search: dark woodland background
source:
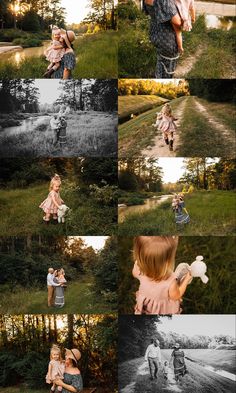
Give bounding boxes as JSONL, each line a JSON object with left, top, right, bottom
{"left": 118, "top": 236, "right": 236, "bottom": 314}
{"left": 0, "top": 314, "right": 117, "bottom": 392}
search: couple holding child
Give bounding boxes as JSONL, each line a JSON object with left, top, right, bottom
{"left": 172, "top": 193, "right": 190, "bottom": 224}
{"left": 47, "top": 268, "right": 67, "bottom": 308}
{"left": 50, "top": 105, "right": 70, "bottom": 149}
{"left": 145, "top": 339, "right": 187, "bottom": 383}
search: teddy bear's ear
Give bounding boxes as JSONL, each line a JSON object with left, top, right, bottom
{"left": 196, "top": 255, "right": 204, "bottom": 261}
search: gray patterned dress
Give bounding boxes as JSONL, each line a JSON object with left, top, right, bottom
{"left": 52, "top": 52, "right": 76, "bottom": 79}
{"left": 146, "top": 0, "right": 179, "bottom": 78}
{"left": 61, "top": 373, "right": 83, "bottom": 393}
{"left": 53, "top": 277, "right": 65, "bottom": 307}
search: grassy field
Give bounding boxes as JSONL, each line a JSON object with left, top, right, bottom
{"left": 0, "top": 31, "right": 118, "bottom": 79}
{"left": 0, "top": 112, "right": 117, "bottom": 157}
{"left": 118, "top": 96, "right": 235, "bottom": 157}
{"left": 183, "top": 349, "right": 236, "bottom": 374}
{"left": 74, "top": 31, "right": 118, "bottom": 78}
{"left": 0, "top": 388, "right": 48, "bottom": 393}
{"left": 0, "top": 278, "right": 113, "bottom": 314}
{"left": 0, "top": 183, "right": 117, "bottom": 236}
{"left": 118, "top": 95, "right": 168, "bottom": 123}
{"left": 119, "top": 350, "right": 236, "bottom": 393}
{"left": 118, "top": 15, "right": 236, "bottom": 79}
{"left": 118, "top": 190, "right": 236, "bottom": 236}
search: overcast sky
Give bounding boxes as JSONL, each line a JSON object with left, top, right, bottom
{"left": 34, "top": 80, "right": 61, "bottom": 105}
{"left": 61, "top": 0, "right": 92, "bottom": 24}
{"left": 157, "top": 315, "right": 236, "bottom": 337}
{"left": 69, "top": 236, "right": 109, "bottom": 250}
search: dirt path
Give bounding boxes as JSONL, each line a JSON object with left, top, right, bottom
{"left": 174, "top": 45, "right": 205, "bottom": 78}
{"left": 141, "top": 98, "right": 187, "bottom": 157}
{"left": 193, "top": 97, "right": 236, "bottom": 154}
{"left": 120, "top": 355, "right": 236, "bottom": 393}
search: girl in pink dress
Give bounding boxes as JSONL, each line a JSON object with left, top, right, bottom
{"left": 174, "top": 0, "right": 196, "bottom": 53}
{"left": 44, "top": 26, "right": 66, "bottom": 78}
{"left": 46, "top": 345, "right": 65, "bottom": 392}
{"left": 155, "top": 103, "right": 178, "bottom": 151}
{"left": 132, "top": 236, "right": 192, "bottom": 314}
{"left": 39, "top": 174, "right": 64, "bottom": 223}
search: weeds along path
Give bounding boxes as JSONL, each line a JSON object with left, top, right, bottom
{"left": 193, "top": 97, "right": 236, "bottom": 155}
{"left": 120, "top": 353, "right": 236, "bottom": 393}
{"left": 142, "top": 97, "right": 188, "bottom": 157}
{"left": 174, "top": 45, "right": 205, "bottom": 78}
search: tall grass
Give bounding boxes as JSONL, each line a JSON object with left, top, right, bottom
{"left": 0, "top": 113, "right": 117, "bottom": 157}
{"left": 0, "top": 280, "right": 112, "bottom": 314}
{"left": 118, "top": 190, "right": 236, "bottom": 236}
{"left": 74, "top": 31, "right": 118, "bottom": 78}
{"left": 0, "top": 183, "right": 117, "bottom": 236}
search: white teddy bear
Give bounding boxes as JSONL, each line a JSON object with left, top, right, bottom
{"left": 175, "top": 255, "right": 209, "bottom": 284}
{"left": 58, "top": 204, "right": 70, "bottom": 223}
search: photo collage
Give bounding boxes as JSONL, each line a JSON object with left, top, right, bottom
{"left": 0, "top": 1, "right": 235, "bottom": 392}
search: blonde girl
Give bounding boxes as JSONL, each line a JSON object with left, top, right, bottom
{"left": 155, "top": 103, "right": 177, "bottom": 151}
{"left": 58, "top": 268, "right": 67, "bottom": 287}
{"left": 132, "top": 236, "right": 192, "bottom": 314}
{"left": 44, "top": 26, "right": 66, "bottom": 78}
{"left": 39, "top": 174, "right": 64, "bottom": 223}
{"left": 46, "top": 345, "right": 65, "bottom": 392}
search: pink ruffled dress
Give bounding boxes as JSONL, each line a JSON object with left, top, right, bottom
{"left": 39, "top": 190, "right": 63, "bottom": 215}
{"left": 133, "top": 262, "right": 181, "bottom": 314}
{"left": 158, "top": 114, "right": 177, "bottom": 134}
{"left": 45, "top": 40, "right": 66, "bottom": 63}
{"left": 46, "top": 360, "right": 65, "bottom": 383}
{"left": 175, "top": 0, "right": 194, "bottom": 31}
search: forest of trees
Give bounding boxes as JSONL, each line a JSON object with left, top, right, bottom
{"left": 0, "top": 0, "right": 66, "bottom": 31}
{"left": 187, "top": 79, "right": 236, "bottom": 103}
{"left": 0, "top": 79, "right": 39, "bottom": 113}
{"left": 0, "top": 79, "right": 118, "bottom": 114}
{"left": 83, "top": 0, "right": 117, "bottom": 31}
{"left": 0, "top": 314, "right": 117, "bottom": 390}
{"left": 119, "top": 158, "right": 163, "bottom": 192}
{"left": 0, "top": 236, "right": 117, "bottom": 308}
{"left": 179, "top": 158, "right": 236, "bottom": 191}
{"left": 0, "top": 157, "right": 118, "bottom": 189}
{"left": 118, "top": 79, "right": 189, "bottom": 99}
{"left": 119, "top": 316, "right": 236, "bottom": 362}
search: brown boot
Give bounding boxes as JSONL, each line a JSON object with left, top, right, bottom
{"left": 43, "top": 68, "right": 55, "bottom": 78}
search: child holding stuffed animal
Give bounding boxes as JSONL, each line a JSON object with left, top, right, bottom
{"left": 46, "top": 344, "right": 65, "bottom": 392}
{"left": 39, "top": 174, "right": 64, "bottom": 223}
{"left": 132, "top": 236, "right": 192, "bottom": 314}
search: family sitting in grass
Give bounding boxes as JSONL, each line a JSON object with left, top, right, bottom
{"left": 39, "top": 173, "right": 69, "bottom": 224}
{"left": 145, "top": 339, "right": 188, "bottom": 384}
{"left": 46, "top": 345, "right": 83, "bottom": 392}
{"left": 144, "top": 0, "right": 195, "bottom": 77}
{"left": 172, "top": 193, "right": 190, "bottom": 224}
{"left": 47, "top": 267, "right": 67, "bottom": 309}
{"left": 153, "top": 103, "right": 177, "bottom": 151}
{"left": 132, "top": 236, "right": 192, "bottom": 315}
{"left": 43, "top": 25, "right": 76, "bottom": 79}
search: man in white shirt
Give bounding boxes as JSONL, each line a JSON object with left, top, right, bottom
{"left": 47, "top": 268, "right": 57, "bottom": 307}
{"left": 144, "top": 339, "right": 162, "bottom": 380}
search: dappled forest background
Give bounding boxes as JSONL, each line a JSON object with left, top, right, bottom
{"left": 0, "top": 314, "right": 117, "bottom": 392}
{"left": 0, "top": 236, "right": 117, "bottom": 310}
{"left": 0, "top": 79, "right": 118, "bottom": 115}
{"left": 119, "top": 315, "right": 236, "bottom": 362}
{"left": 118, "top": 158, "right": 236, "bottom": 194}
{"left": 118, "top": 236, "right": 236, "bottom": 314}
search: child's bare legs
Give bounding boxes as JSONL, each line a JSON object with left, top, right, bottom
{"left": 51, "top": 62, "right": 61, "bottom": 71}
{"left": 44, "top": 62, "right": 61, "bottom": 78}
{"left": 172, "top": 23, "right": 184, "bottom": 53}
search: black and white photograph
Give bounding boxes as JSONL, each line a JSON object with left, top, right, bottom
{"left": 0, "top": 79, "right": 117, "bottom": 157}
{"left": 119, "top": 315, "right": 236, "bottom": 393}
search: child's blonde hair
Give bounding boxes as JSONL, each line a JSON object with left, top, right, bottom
{"left": 162, "top": 103, "right": 172, "bottom": 117}
{"left": 50, "top": 344, "right": 62, "bottom": 361}
{"left": 133, "top": 236, "right": 178, "bottom": 281}
{"left": 49, "top": 173, "right": 61, "bottom": 191}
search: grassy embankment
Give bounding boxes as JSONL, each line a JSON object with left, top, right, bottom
{"left": 0, "top": 31, "right": 117, "bottom": 78}
{"left": 118, "top": 15, "right": 236, "bottom": 78}
{"left": 118, "top": 190, "right": 236, "bottom": 236}
{"left": 0, "top": 278, "right": 112, "bottom": 314}
{"left": 0, "top": 183, "right": 117, "bottom": 236}
{"left": 0, "top": 112, "right": 117, "bottom": 157}
{"left": 0, "top": 28, "right": 50, "bottom": 47}
{"left": 118, "top": 95, "right": 168, "bottom": 123}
